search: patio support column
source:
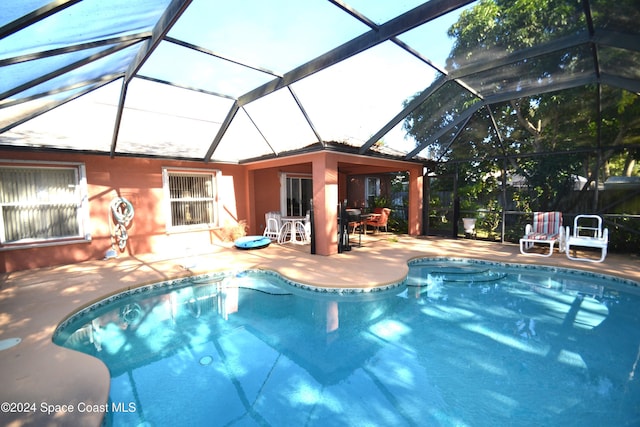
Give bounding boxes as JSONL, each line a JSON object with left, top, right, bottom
{"left": 408, "top": 165, "right": 423, "bottom": 236}
{"left": 312, "top": 153, "right": 338, "bottom": 255}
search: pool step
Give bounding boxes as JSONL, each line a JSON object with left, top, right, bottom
{"left": 409, "top": 266, "right": 506, "bottom": 285}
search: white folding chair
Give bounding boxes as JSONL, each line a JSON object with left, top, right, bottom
{"left": 263, "top": 211, "right": 282, "bottom": 241}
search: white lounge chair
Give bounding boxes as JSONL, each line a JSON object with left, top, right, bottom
{"left": 565, "top": 214, "right": 608, "bottom": 263}
{"left": 519, "top": 211, "right": 565, "bottom": 257}
{"left": 263, "top": 211, "right": 282, "bottom": 241}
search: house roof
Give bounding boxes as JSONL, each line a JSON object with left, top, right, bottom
{"left": 1, "top": 0, "right": 639, "bottom": 164}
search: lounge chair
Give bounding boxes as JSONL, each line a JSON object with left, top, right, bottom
{"left": 365, "top": 207, "right": 391, "bottom": 234}
{"left": 565, "top": 214, "right": 608, "bottom": 263}
{"left": 519, "top": 211, "right": 565, "bottom": 257}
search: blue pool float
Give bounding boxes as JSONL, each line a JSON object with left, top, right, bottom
{"left": 234, "top": 235, "right": 271, "bottom": 250}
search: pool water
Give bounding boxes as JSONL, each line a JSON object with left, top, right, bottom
{"left": 55, "top": 259, "right": 640, "bottom": 427}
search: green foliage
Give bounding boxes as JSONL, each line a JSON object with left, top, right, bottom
{"left": 516, "top": 153, "right": 581, "bottom": 210}
{"left": 608, "top": 216, "right": 640, "bottom": 254}
{"left": 458, "top": 180, "right": 489, "bottom": 213}
{"left": 391, "top": 172, "right": 408, "bottom": 192}
{"left": 478, "top": 199, "right": 501, "bottom": 239}
{"left": 371, "top": 196, "right": 390, "bottom": 208}
{"left": 510, "top": 189, "right": 531, "bottom": 212}
{"left": 405, "top": 0, "right": 640, "bottom": 220}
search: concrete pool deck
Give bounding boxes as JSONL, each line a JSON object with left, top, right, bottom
{"left": 1, "top": 235, "right": 638, "bottom": 426}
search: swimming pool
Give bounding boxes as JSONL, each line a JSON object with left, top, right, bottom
{"left": 54, "top": 258, "right": 640, "bottom": 426}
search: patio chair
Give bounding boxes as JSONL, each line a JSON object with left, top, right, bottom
{"left": 365, "top": 207, "right": 391, "bottom": 234}
{"left": 263, "top": 211, "right": 282, "bottom": 241}
{"left": 565, "top": 214, "right": 608, "bottom": 263}
{"left": 303, "top": 211, "right": 311, "bottom": 242}
{"left": 462, "top": 218, "right": 477, "bottom": 238}
{"left": 519, "top": 211, "right": 565, "bottom": 257}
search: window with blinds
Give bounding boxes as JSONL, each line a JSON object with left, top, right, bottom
{"left": 164, "top": 170, "right": 218, "bottom": 229}
{"left": 0, "top": 164, "right": 89, "bottom": 245}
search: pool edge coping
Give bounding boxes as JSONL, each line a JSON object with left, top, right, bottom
{"left": 54, "top": 256, "right": 640, "bottom": 343}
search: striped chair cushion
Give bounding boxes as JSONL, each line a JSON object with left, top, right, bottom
{"left": 531, "top": 212, "right": 562, "bottom": 239}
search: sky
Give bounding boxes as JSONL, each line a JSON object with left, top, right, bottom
{"left": 1, "top": 0, "right": 473, "bottom": 161}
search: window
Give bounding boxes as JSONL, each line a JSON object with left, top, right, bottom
{"left": 365, "top": 177, "right": 381, "bottom": 207}
{"left": 163, "top": 168, "right": 218, "bottom": 230}
{"left": 0, "top": 162, "right": 90, "bottom": 246}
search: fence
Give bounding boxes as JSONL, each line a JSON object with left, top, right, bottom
{"left": 426, "top": 208, "right": 640, "bottom": 255}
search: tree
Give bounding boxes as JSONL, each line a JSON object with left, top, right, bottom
{"left": 404, "top": 0, "right": 639, "bottom": 212}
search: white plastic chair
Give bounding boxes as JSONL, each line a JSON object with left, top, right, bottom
{"left": 263, "top": 211, "right": 282, "bottom": 241}
{"left": 303, "top": 211, "right": 311, "bottom": 241}
{"left": 462, "top": 218, "right": 476, "bottom": 238}
{"left": 565, "top": 214, "right": 608, "bottom": 262}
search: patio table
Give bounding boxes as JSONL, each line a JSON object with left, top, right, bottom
{"left": 278, "top": 216, "right": 307, "bottom": 244}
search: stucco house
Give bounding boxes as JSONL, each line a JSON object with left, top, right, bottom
{"left": 0, "top": 144, "right": 424, "bottom": 273}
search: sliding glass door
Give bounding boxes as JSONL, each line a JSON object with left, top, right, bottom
{"left": 282, "top": 175, "right": 312, "bottom": 216}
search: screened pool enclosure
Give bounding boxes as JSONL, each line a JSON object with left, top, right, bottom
{"left": 1, "top": 0, "right": 639, "bottom": 250}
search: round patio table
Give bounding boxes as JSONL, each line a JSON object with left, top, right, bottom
{"left": 278, "top": 216, "right": 307, "bottom": 244}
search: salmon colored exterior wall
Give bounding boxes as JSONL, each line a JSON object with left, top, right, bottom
{"left": 247, "top": 151, "right": 424, "bottom": 256}
{"left": 1, "top": 149, "right": 423, "bottom": 272}
{"left": 0, "top": 150, "right": 248, "bottom": 273}
{"left": 250, "top": 163, "right": 313, "bottom": 234}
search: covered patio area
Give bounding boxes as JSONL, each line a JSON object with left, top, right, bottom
{"left": 247, "top": 149, "right": 425, "bottom": 256}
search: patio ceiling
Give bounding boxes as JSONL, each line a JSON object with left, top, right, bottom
{"left": 0, "top": 0, "right": 639, "bottom": 164}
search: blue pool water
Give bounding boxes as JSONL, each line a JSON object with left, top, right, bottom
{"left": 55, "top": 259, "right": 640, "bottom": 427}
